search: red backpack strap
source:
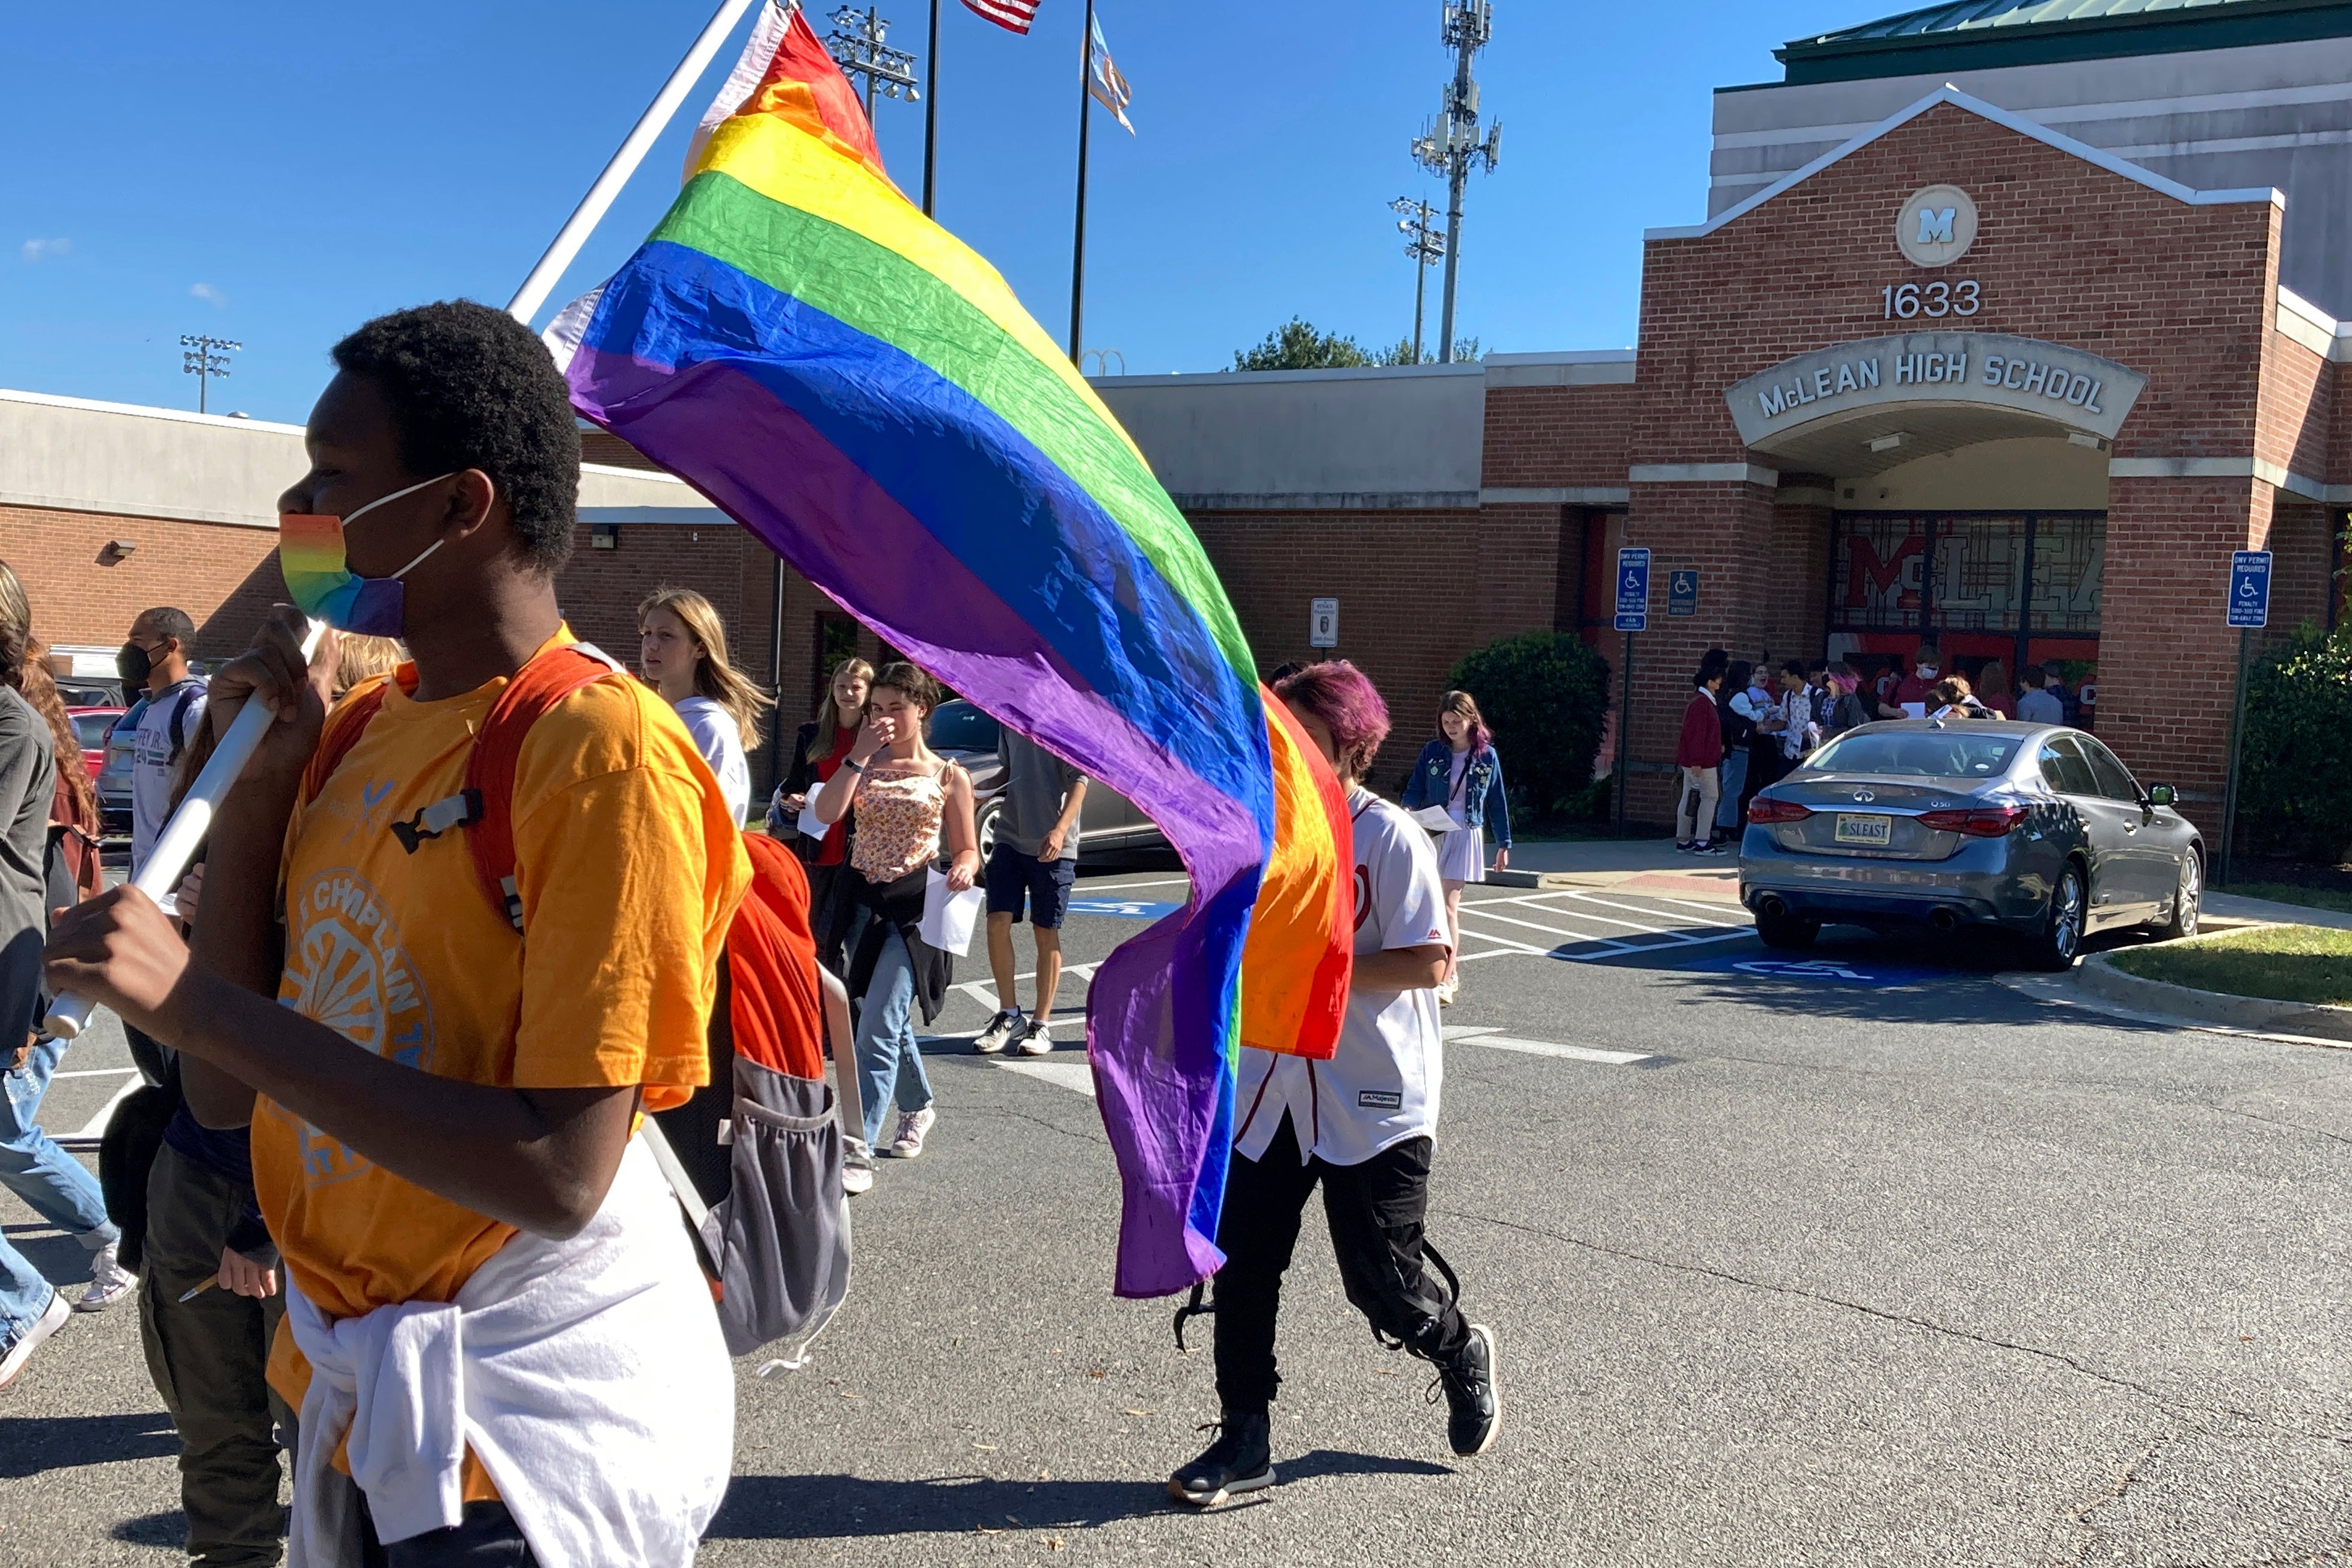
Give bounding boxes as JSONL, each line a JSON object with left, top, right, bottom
{"left": 462, "top": 643, "right": 630, "bottom": 931}
{"left": 300, "top": 672, "right": 408, "bottom": 807}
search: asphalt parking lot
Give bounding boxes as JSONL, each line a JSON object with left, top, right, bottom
{"left": 8, "top": 848, "right": 2352, "bottom": 1566}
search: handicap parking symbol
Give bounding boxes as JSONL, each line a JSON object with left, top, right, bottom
{"left": 1065, "top": 898, "right": 1181, "bottom": 921}
{"left": 1680, "top": 952, "right": 1938, "bottom": 987}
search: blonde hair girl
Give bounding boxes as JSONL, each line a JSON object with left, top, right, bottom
{"left": 639, "top": 586, "right": 774, "bottom": 827}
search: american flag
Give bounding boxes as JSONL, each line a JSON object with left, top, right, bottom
{"left": 962, "top": 0, "right": 1040, "bottom": 34}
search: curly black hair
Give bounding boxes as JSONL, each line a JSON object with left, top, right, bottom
{"left": 331, "top": 301, "right": 580, "bottom": 574}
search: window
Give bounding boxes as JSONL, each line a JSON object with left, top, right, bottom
{"left": 1807, "top": 729, "right": 2021, "bottom": 779}
{"left": 2037, "top": 736, "right": 2100, "bottom": 797}
{"left": 2078, "top": 737, "right": 2142, "bottom": 803}
{"left": 72, "top": 712, "right": 117, "bottom": 749}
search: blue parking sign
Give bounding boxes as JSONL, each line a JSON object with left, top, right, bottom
{"left": 1615, "top": 548, "right": 1651, "bottom": 632}
{"left": 2227, "top": 550, "right": 2271, "bottom": 628}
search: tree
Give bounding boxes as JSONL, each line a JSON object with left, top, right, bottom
{"left": 1370, "top": 336, "right": 1486, "bottom": 366}
{"left": 1233, "top": 318, "right": 1368, "bottom": 371}
{"left": 1448, "top": 632, "right": 1611, "bottom": 822}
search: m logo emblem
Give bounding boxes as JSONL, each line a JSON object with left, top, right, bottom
{"left": 1896, "top": 185, "right": 1977, "bottom": 268}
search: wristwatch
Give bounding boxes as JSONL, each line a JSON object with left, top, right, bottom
{"left": 842, "top": 758, "right": 866, "bottom": 774}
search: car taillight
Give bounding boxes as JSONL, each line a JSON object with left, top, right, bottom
{"left": 1917, "top": 804, "right": 2027, "bottom": 838}
{"left": 1747, "top": 798, "right": 1813, "bottom": 824}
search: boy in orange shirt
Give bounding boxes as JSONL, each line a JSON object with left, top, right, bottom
{"left": 47, "top": 302, "right": 749, "bottom": 1566}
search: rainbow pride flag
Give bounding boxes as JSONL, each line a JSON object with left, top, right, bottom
{"left": 559, "top": 1, "right": 1351, "bottom": 1299}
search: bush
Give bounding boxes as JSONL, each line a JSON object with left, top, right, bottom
{"left": 1447, "top": 632, "right": 1612, "bottom": 821}
{"left": 2239, "top": 621, "right": 2352, "bottom": 863}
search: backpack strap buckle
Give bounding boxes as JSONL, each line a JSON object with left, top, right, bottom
{"left": 389, "top": 789, "right": 483, "bottom": 854}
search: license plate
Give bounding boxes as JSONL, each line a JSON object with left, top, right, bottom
{"left": 1834, "top": 813, "right": 1893, "bottom": 847}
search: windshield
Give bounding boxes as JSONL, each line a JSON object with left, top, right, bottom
{"left": 1806, "top": 729, "right": 2021, "bottom": 780}
{"left": 72, "top": 712, "right": 117, "bottom": 748}
{"left": 925, "top": 700, "right": 999, "bottom": 754}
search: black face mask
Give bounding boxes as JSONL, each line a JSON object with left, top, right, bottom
{"left": 116, "top": 642, "right": 152, "bottom": 687}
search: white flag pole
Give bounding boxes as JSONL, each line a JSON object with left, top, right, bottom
{"left": 43, "top": 620, "right": 328, "bottom": 1041}
{"left": 505, "top": 0, "right": 762, "bottom": 326}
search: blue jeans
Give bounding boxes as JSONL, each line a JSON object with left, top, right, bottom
{"left": 1715, "top": 750, "right": 1748, "bottom": 833}
{"left": 0, "top": 1035, "right": 118, "bottom": 1340}
{"left": 854, "top": 929, "right": 934, "bottom": 1148}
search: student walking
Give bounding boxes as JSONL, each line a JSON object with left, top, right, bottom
{"left": 1399, "top": 691, "right": 1511, "bottom": 1005}
{"left": 47, "top": 302, "right": 747, "bottom": 1564}
{"left": 774, "top": 657, "right": 877, "bottom": 973}
{"left": 1818, "top": 664, "right": 1873, "bottom": 741}
{"left": 1169, "top": 661, "right": 1497, "bottom": 1509}
{"left": 1714, "top": 660, "right": 1757, "bottom": 844}
{"left": 975, "top": 730, "right": 1086, "bottom": 1057}
{"left": 120, "top": 607, "right": 208, "bottom": 878}
{"left": 1675, "top": 664, "right": 1726, "bottom": 854}
{"left": 810, "top": 662, "right": 978, "bottom": 1160}
{"left": 0, "top": 562, "right": 134, "bottom": 1397}
{"left": 639, "top": 586, "right": 771, "bottom": 828}
{"left": 2016, "top": 664, "right": 2066, "bottom": 725}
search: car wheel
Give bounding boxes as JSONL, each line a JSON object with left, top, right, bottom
{"left": 974, "top": 797, "right": 1000, "bottom": 861}
{"left": 2155, "top": 851, "right": 2202, "bottom": 942}
{"left": 1754, "top": 904, "right": 1821, "bottom": 951}
{"left": 2030, "top": 863, "right": 2086, "bottom": 971}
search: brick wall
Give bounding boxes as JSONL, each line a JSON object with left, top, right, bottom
{"left": 1481, "top": 386, "right": 1635, "bottom": 488}
{"left": 3, "top": 505, "right": 280, "bottom": 657}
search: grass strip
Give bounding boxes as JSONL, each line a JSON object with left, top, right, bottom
{"left": 2110, "top": 925, "right": 2352, "bottom": 1009}
{"left": 2216, "top": 881, "right": 2352, "bottom": 917}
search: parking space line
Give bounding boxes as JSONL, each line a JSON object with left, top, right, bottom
{"left": 1467, "top": 1035, "right": 1657, "bottom": 1066}
{"left": 1071, "top": 877, "right": 1191, "bottom": 895}
{"left": 1457, "top": 907, "right": 1641, "bottom": 945}
{"left": 1641, "top": 894, "right": 1754, "bottom": 922}
{"left": 1554, "top": 928, "right": 1753, "bottom": 962}
{"left": 1519, "top": 898, "right": 1674, "bottom": 935}
{"left": 51, "top": 1068, "right": 138, "bottom": 1080}
{"left": 58, "top": 1074, "right": 144, "bottom": 1151}
{"left": 1561, "top": 889, "right": 1746, "bottom": 930}
{"left": 992, "top": 1059, "right": 1095, "bottom": 1098}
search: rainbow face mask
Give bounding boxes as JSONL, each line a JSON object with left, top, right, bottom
{"left": 278, "top": 474, "right": 458, "bottom": 637}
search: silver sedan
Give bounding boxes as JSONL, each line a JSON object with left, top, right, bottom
{"left": 1738, "top": 720, "right": 2203, "bottom": 969}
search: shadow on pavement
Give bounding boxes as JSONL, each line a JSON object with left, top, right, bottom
{"left": 109, "top": 1510, "right": 188, "bottom": 1547}
{"left": 0, "top": 1410, "right": 177, "bottom": 1478}
{"left": 1, "top": 1224, "right": 104, "bottom": 1285}
{"left": 708, "top": 1450, "right": 1450, "bottom": 1537}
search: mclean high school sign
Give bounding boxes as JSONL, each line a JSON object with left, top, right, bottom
{"left": 1724, "top": 332, "right": 2148, "bottom": 449}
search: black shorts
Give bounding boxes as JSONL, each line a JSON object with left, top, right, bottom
{"left": 984, "top": 842, "right": 1078, "bottom": 928}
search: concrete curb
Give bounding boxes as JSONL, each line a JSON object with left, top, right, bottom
{"left": 2077, "top": 937, "right": 2352, "bottom": 1044}
{"left": 1489, "top": 869, "right": 1578, "bottom": 890}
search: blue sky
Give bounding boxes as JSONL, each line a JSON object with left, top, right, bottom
{"left": 4, "top": 0, "right": 1864, "bottom": 423}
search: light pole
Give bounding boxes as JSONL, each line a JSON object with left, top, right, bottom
{"left": 1410, "top": 1, "right": 1501, "bottom": 364}
{"left": 180, "top": 335, "right": 240, "bottom": 415}
{"left": 1389, "top": 197, "right": 1445, "bottom": 364}
{"left": 826, "top": 5, "right": 920, "bottom": 121}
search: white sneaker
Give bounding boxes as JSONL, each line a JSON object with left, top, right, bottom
{"left": 75, "top": 1241, "right": 136, "bottom": 1313}
{"left": 1014, "top": 1018, "right": 1053, "bottom": 1056}
{"left": 973, "top": 1009, "right": 1024, "bottom": 1056}
{"left": 841, "top": 1142, "right": 875, "bottom": 1196}
{"left": 0, "top": 1290, "right": 69, "bottom": 1392}
{"left": 1437, "top": 976, "right": 1460, "bottom": 1007}
{"left": 889, "top": 1107, "right": 937, "bottom": 1159}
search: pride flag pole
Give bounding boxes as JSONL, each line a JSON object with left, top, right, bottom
{"left": 43, "top": 622, "right": 326, "bottom": 1041}
{"left": 506, "top": 0, "right": 761, "bottom": 326}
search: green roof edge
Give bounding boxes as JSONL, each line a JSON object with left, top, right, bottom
{"left": 1776, "top": 0, "right": 2352, "bottom": 84}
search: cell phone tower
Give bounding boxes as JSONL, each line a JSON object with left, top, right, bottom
{"left": 1411, "top": 1, "right": 1501, "bottom": 364}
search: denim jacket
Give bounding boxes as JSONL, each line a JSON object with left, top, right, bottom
{"left": 1400, "top": 739, "right": 1511, "bottom": 847}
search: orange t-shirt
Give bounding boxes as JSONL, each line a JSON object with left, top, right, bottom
{"left": 255, "top": 632, "right": 750, "bottom": 1493}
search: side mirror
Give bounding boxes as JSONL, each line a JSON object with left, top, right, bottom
{"left": 2146, "top": 783, "right": 2175, "bottom": 807}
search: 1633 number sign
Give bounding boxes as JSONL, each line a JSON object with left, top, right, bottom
{"left": 1881, "top": 280, "right": 1981, "bottom": 319}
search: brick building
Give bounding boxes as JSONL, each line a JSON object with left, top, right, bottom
{"left": 5, "top": 1, "right": 2350, "bottom": 822}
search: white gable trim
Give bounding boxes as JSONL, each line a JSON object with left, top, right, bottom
{"left": 1647, "top": 84, "right": 2284, "bottom": 242}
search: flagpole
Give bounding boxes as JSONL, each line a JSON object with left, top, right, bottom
{"left": 922, "top": 0, "right": 941, "bottom": 216}
{"left": 1068, "top": 0, "right": 1095, "bottom": 365}
{"left": 506, "top": 0, "right": 760, "bottom": 325}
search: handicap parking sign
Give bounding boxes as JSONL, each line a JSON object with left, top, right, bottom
{"left": 1667, "top": 570, "right": 1698, "bottom": 617}
{"left": 1615, "top": 548, "right": 1651, "bottom": 632}
{"left": 2227, "top": 550, "right": 2271, "bottom": 629}
{"left": 1065, "top": 898, "right": 1181, "bottom": 922}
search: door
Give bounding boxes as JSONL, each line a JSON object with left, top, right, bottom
{"left": 2077, "top": 735, "right": 2177, "bottom": 916}
{"left": 2036, "top": 733, "right": 2143, "bottom": 926}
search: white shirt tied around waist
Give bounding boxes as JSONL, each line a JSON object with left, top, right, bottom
{"left": 1234, "top": 789, "right": 1452, "bottom": 1168}
{"left": 285, "top": 1138, "right": 733, "bottom": 1568}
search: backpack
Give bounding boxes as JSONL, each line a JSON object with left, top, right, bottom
{"left": 305, "top": 642, "right": 850, "bottom": 1362}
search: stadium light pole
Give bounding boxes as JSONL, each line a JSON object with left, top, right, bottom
{"left": 180, "top": 335, "right": 240, "bottom": 415}
{"left": 827, "top": 6, "right": 920, "bottom": 122}
{"left": 1389, "top": 197, "right": 1445, "bottom": 364}
{"left": 1410, "top": 1, "right": 1501, "bottom": 364}
{"left": 922, "top": 0, "right": 941, "bottom": 215}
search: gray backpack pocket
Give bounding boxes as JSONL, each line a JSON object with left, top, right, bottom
{"left": 699, "top": 1057, "right": 852, "bottom": 1362}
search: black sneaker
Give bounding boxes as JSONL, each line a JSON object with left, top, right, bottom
{"left": 973, "top": 1009, "right": 1024, "bottom": 1055}
{"left": 1166, "top": 1412, "right": 1274, "bottom": 1508}
{"left": 1433, "top": 1324, "right": 1500, "bottom": 1457}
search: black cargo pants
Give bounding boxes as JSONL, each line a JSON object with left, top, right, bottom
{"left": 1211, "top": 1112, "right": 1469, "bottom": 1416}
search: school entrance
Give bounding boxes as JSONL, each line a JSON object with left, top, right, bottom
{"left": 1827, "top": 507, "right": 2104, "bottom": 691}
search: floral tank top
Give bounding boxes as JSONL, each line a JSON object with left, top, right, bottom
{"left": 850, "top": 765, "right": 946, "bottom": 884}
